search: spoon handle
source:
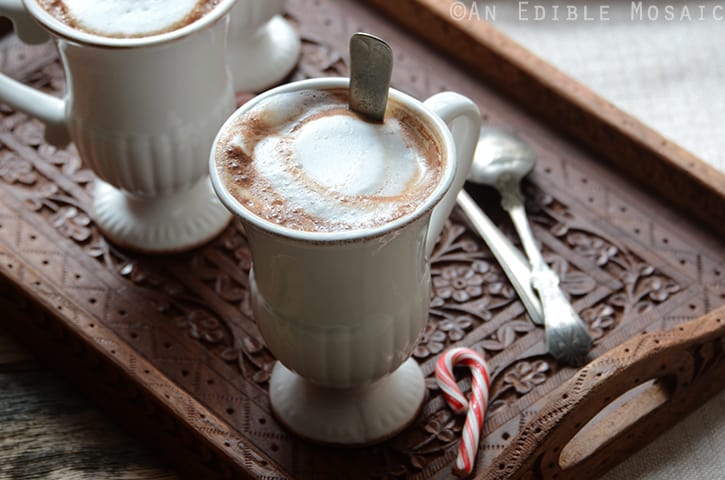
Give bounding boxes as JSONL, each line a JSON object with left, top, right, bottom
{"left": 456, "top": 191, "right": 544, "bottom": 326}
{"left": 349, "top": 33, "right": 393, "bottom": 122}
{"left": 507, "top": 201, "right": 593, "bottom": 364}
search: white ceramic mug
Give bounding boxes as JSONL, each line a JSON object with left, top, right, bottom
{"left": 210, "top": 77, "right": 481, "bottom": 445}
{"left": 227, "top": 0, "right": 301, "bottom": 92}
{"left": 0, "top": 0, "right": 237, "bottom": 253}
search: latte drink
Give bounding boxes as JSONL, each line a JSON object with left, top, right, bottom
{"left": 214, "top": 88, "right": 444, "bottom": 233}
{"left": 36, "top": 0, "right": 222, "bottom": 38}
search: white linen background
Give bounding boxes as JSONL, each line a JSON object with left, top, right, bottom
{"left": 478, "top": 1, "right": 724, "bottom": 478}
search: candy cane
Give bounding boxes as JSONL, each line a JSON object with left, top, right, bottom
{"left": 436, "top": 347, "right": 491, "bottom": 477}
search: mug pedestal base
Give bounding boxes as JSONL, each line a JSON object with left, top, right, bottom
{"left": 228, "top": 15, "right": 301, "bottom": 93}
{"left": 269, "top": 359, "right": 426, "bottom": 446}
{"left": 93, "top": 177, "right": 232, "bottom": 254}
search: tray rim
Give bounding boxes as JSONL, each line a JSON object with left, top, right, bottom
{"left": 364, "top": 0, "right": 725, "bottom": 236}
{"left": 0, "top": 2, "right": 723, "bottom": 479}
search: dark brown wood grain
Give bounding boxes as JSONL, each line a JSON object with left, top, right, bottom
{"left": 0, "top": 327, "right": 178, "bottom": 480}
{"left": 0, "top": 0, "right": 723, "bottom": 479}
{"left": 482, "top": 306, "right": 725, "bottom": 479}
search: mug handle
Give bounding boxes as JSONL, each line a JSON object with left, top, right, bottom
{"left": 0, "top": 0, "right": 69, "bottom": 146}
{"left": 423, "top": 92, "right": 481, "bottom": 257}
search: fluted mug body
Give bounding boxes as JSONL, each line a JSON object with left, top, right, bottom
{"left": 0, "top": 0, "right": 238, "bottom": 252}
{"left": 225, "top": 0, "right": 300, "bottom": 92}
{"left": 64, "top": 21, "right": 234, "bottom": 197}
{"left": 247, "top": 214, "right": 431, "bottom": 388}
{"left": 210, "top": 78, "right": 481, "bottom": 444}
{"left": 229, "top": 0, "right": 285, "bottom": 33}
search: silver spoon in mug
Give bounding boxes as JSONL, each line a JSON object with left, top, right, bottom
{"left": 349, "top": 33, "right": 393, "bottom": 121}
{"left": 470, "top": 128, "right": 593, "bottom": 364}
{"left": 349, "top": 34, "right": 548, "bottom": 330}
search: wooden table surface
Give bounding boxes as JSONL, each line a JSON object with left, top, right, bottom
{"left": 0, "top": 326, "right": 178, "bottom": 480}
{"left": 3, "top": 320, "right": 723, "bottom": 480}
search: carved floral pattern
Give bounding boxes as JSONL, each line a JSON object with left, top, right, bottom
{"left": 176, "top": 309, "right": 226, "bottom": 344}
{"left": 501, "top": 360, "right": 550, "bottom": 395}
{"left": 548, "top": 253, "right": 597, "bottom": 297}
{"left": 218, "top": 225, "right": 252, "bottom": 272}
{"left": 433, "top": 264, "right": 485, "bottom": 303}
{"left": 581, "top": 304, "right": 616, "bottom": 341}
{"left": 567, "top": 232, "right": 619, "bottom": 266}
{"left": 403, "top": 410, "right": 461, "bottom": 471}
{"left": 413, "top": 323, "right": 447, "bottom": 359}
{"left": 0, "top": 150, "right": 36, "bottom": 185}
{"left": 222, "top": 335, "right": 276, "bottom": 384}
{"left": 525, "top": 182, "right": 682, "bottom": 342}
{"left": 0, "top": 22, "right": 701, "bottom": 479}
{"left": 49, "top": 206, "right": 91, "bottom": 242}
{"left": 438, "top": 315, "right": 475, "bottom": 342}
{"left": 479, "top": 320, "right": 536, "bottom": 354}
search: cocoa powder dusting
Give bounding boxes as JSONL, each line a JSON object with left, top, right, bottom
{"left": 35, "top": 0, "right": 221, "bottom": 39}
{"left": 216, "top": 88, "right": 444, "bottom": 233}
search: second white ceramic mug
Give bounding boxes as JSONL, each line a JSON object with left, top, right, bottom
{"left": 226, "top": 0, "right": 301, "bottom": 92}
{"left": 0, "top": 0, "right": 237, "bottom": 253}
{"left": 210, "top": 77, "right": 481, "bottom": 445}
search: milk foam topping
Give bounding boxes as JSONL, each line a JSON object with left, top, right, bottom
{"left": 220, "top": 89, "right": 441, "bottom": 232}
{"left": 60, "top": 0, "right": 203, "bottom": 37}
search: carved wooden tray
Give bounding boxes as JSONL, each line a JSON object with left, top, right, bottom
{"left": 0, "top": 1, "right": 723, "bottom": 479}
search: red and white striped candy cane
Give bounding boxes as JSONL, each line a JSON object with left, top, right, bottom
{"left": 435, "top": 347, "right": 491, "bottom": 477}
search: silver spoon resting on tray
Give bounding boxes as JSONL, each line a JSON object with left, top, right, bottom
{"left": 349, "top": 34, "right": 546, "bottom": 329}
{"left": 470, "top": 128, "right": 593, "bottom": 365}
